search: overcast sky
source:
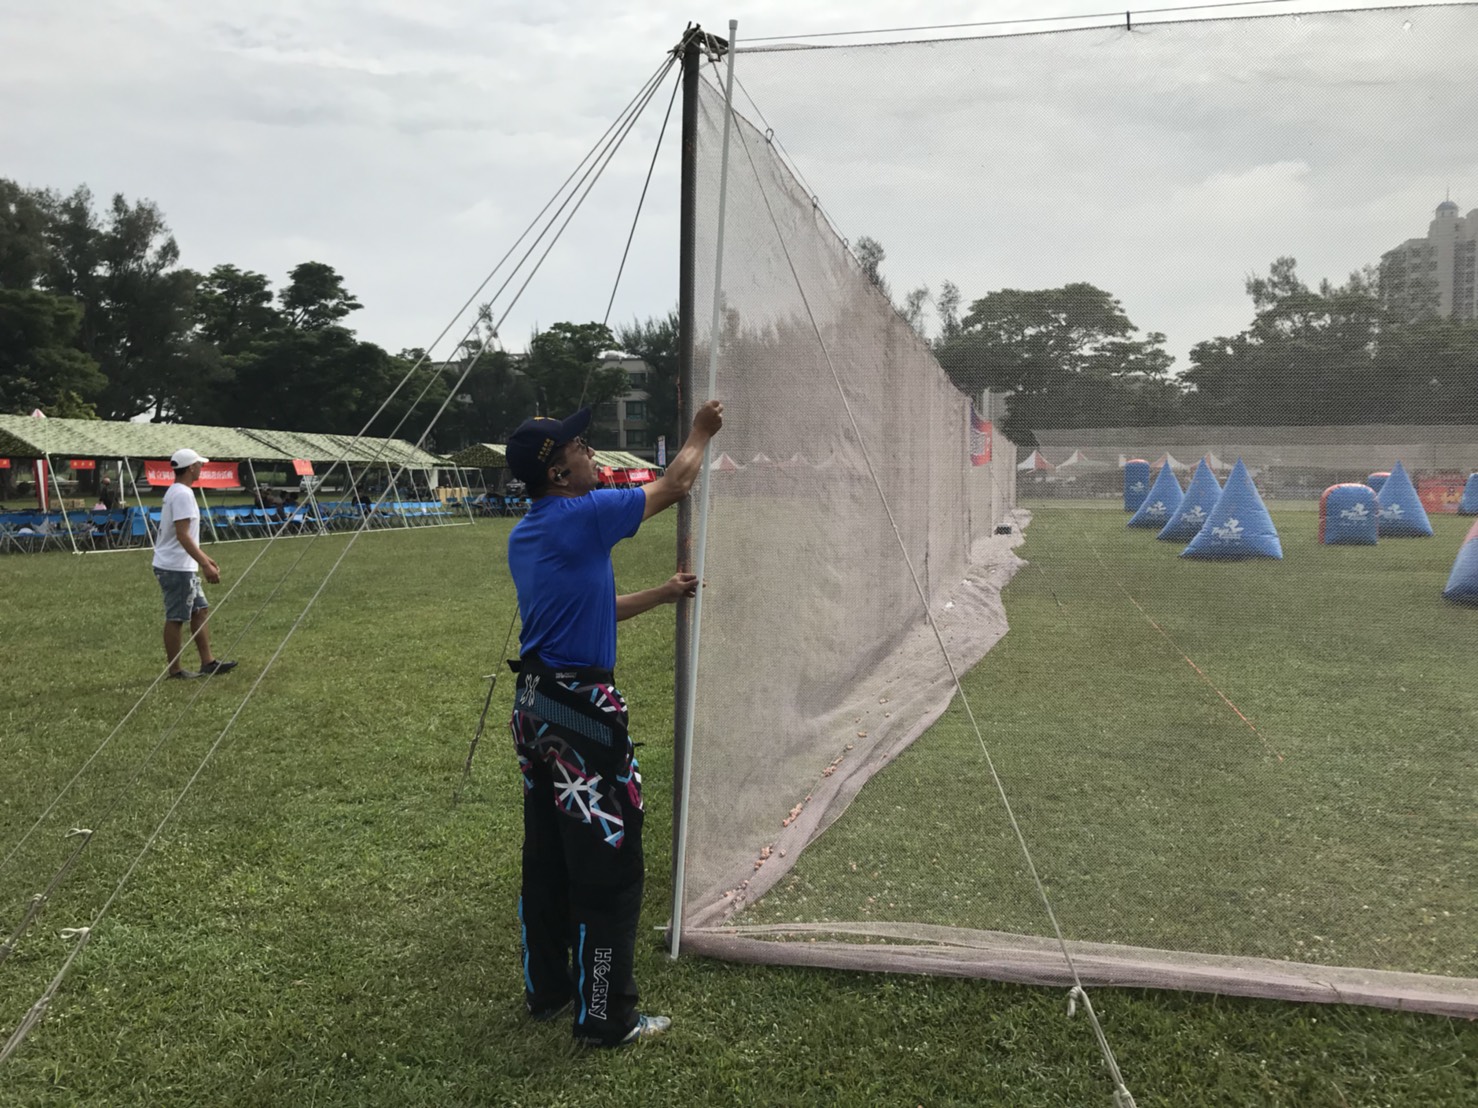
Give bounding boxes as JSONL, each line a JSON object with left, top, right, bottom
{"left": 1, "top": 0, "right": 1464, "bottom": 374}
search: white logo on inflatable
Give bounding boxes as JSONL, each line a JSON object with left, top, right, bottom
{"left": 1339, "top": 503, "right": 1370, "bottom": 521}
{"left": 1146, "top": 500, "right": 1167, "bottom": 518}
{"left": 1212, "top": 517, "right": 1244, "bottom": 541}
{"left": 1382, "top": 503, "right": 1404, "bottom": 519}
{"left": 1131, "top": 481, "right": 1146, "bottom": 492}
{"left": 1181, "top": 505, "right": 1206, "bottom": 523}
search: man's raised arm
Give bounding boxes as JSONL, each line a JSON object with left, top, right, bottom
{"left": 642, "top": 399, "right": 724, "bottom": 520}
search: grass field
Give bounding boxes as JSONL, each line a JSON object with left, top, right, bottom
{"left": 747, "top": 503, "right": 1478, "bottom": 978}
{"left": 1, "top": 513, "right": 1475, "bottom": 1106}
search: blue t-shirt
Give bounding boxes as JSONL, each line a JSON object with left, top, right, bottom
{"left": 507, "top": 488, "right": 646, "bottom": 670}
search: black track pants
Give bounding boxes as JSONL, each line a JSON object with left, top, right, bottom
{"left": 510, "top": 661, "right": 644, "bottom": 1045}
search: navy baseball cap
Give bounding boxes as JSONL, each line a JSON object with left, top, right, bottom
{"left": 505, "top": 408, "right": 592, "bottom": 484}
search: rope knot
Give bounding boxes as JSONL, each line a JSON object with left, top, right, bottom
{"left": 1067, "top": 985, "right": 1087, "bottom": 1017}
{"left": 59, "top": 927, "right": 90, "bottom": 942}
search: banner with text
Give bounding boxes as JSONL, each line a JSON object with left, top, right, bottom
{"left": 145, "top": 461, "right": 241, "bottom": 488}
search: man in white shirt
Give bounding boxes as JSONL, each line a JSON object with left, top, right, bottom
{"left": 153, "top": 448, "right": 237, "bottom": 680}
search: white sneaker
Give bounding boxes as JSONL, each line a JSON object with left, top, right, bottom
{"left": 617, "top": 1014, "right": 671, "bottom": 1044}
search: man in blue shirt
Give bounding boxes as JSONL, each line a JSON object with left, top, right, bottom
{"left": 506, "top": 398, "right": 723, "bottom": 1047}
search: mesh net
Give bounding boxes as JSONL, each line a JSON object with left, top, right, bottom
{"left": 677, "top": 6, "right": 1478, "bottom": 1016}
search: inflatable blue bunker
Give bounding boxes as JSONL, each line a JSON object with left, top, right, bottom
{"left": 1182, "top": 458, "right": 1283, "bottom": 560}
{"left": 1443, "top": 519, "right": 1478, "bottom": 606}
{"left": 1158, "top": 459, "right": 1223, "bottom": 542}
{"left": 1319, "top": 483, "right": 1379, "bottom": 545}
{"left": 1124, "top": 459, "right": 1151, "bottom": 513}
{"left": 1376, "top": 461, "right": 1434, "bottom": 537}
{"left": 1367, "top": 471, "right": 1390, "bottom": 496}
{"left": 1128, "top": 463, "right": 1183, "bottom": 529}
{"left": 1460, "top": 473, "right": 1478, "bottom": 515}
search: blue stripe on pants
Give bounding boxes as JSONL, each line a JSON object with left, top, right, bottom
{"left": 577, "top": 923, "right": 588, "bottom": 1025}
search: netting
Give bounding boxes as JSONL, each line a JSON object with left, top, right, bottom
{"left": 678, "top": 6, "right": 1478, "bottom": 1017}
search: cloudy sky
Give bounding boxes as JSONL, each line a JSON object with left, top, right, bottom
{"left": 1, "top": 0, "right": 1465, "bottom": 372}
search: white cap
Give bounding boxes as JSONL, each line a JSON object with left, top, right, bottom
{"left": 171, "top": 448, "right": 209, "bottom": 469}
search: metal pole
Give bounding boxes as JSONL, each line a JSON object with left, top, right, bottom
{"left": 45, "top": 453, "right": 81, "bottom": 555}
{"left": 671, "top": 24, "right": 703, "bottom": 930}
{"left": 671, "top": 20, "right": 737, "bottom": 959}
{"left": 124, "top": 459, "right": 152, "bottom": 547}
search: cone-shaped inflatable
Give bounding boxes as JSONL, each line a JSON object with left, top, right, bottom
{"left": 1182, "top": 458, "right": 1283, "bottom": 559}
{"left": 1443, "top": 519, "right": 1478, "bottom": 605}
{"left": 1367, "top": 471, "right": 1390, "bottom": 495}
{"left": 1460, "top": 473, "right": 1478, "bottom": 515}
{"left": 1157, "top": 459, "right": 1223, "bottom": 542}
{"left": 1320, "top": 483, "right": 1379, "bottom": 545}
{"left": 1127, "top": 462, "right": 1184, "bottom": 528}
{"left": 1376, "top": 461, "right": 1434, "bottom": 537}
{"left": 1123, "top": 459, "right": 1151, "bottom": 512}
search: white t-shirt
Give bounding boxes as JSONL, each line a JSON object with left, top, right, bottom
{"left": 153, "top": 481, "right": 202, "bottom": 571}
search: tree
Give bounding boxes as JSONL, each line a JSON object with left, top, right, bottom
{"left": 0, "top": 289, "right": 105, "bottom": 416}
{"left": 38, "top": 186, "right": 197, "bottom": 420}
{"left": 522, "top": 321, "right": 629, "bottom": 434}
{"left": 615, "top": 310, "right": 681, "bottom": 451}
{"left": 936, "top": 282, "right": 1180, "bottom": 443}
{"left": 278, "top": 261, "right": 362, "bottom": 329}
{"left": 196, "top": 264, "right": 277, "bottom": 352}
{"left": 1184, "top": 258, "right": 1388, "bottom": 425}
{"left": 899, "top": 285, "right": 930, "bottom": 339}
{"left": 853, "top": 236, "right": 890, "bottom": 301}
{"left": 0, "top": 180, "right": 51, "bottom": 289}
{"left": 934, "top": 280, "right": 963, "bottom": 344}
{"left": 424, "top": 310, "right": 539, "bottom": 451}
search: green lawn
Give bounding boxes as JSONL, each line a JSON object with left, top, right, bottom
{"left": 746, "top": 504, "right": 1478, "bottom": 978}
{"left": 1, "top": 515, "right": 1475, "bottom": 1106}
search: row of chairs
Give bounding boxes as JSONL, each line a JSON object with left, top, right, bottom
{"left": 1, "top": 499, "right": 469, "bottom": 554}
{"left": 472, "top": 494, "right": 534, "bottom": 517}
{"left": 1, "top": 508, "right": 129, "bottom": 553}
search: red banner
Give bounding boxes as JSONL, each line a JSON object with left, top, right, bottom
{"left": 145, "top": 461, "right": 241, "bottom": 488}
{"left": 70, "top": 458, "right": 97, "bottom": 470}
{"left": 1417, "top": 473, "right": 1464, "bottom": 515}
{"left": 292, "top": 458, "right": 314, "bottom": 476}
{"left": 0, "top": 458, "right": 10, "bottom": 469}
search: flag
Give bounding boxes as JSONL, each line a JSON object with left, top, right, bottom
{"left": 969, "top": 405, "right": 992, "bottom": 466}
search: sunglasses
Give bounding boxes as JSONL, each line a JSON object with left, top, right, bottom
{"left": 552, "top": 436, "right": 593, "bottom": 481}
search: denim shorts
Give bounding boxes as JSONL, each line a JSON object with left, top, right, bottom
{"left": 154, "top": 568, "right": 208, "bottom": 623}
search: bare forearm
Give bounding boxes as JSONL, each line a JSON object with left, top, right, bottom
{"left": 616, "top": 587, "right": 672, "bottom": 621}
{"left": 663, "top": 429, "right": 713, "bottom": 496}
{"left": 617, "top": 573, "right": 697, "bottom": 620}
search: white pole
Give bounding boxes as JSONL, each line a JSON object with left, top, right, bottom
{"left": 45, "top": 453, "right": 82, "bottom": 555}
{"left": 302, "top": 465, "right": 328, "bottom": 534}
{"left": 670, "top": 18, "right": 739, "bottom": 960}
{"left": 124, "top": 459, "right": 152, "bottom": 546}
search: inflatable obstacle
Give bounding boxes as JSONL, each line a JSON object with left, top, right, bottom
{"left": 1182, "top": 458, "right": 1283, "bottom": 560}
{"left": 1128, "top": 462, "right": 1184, "bottom": 528}
{"left": 1376, "top": 461, "right": 1434, "bottom": 537}
{"left": 1123, "top": 459, "right": 1151, "bottom": 513}
{"left": 1443, "top": 519, "right": 1478, "bottom": 605}
{"left": 1157, "top": 459, "right": 1222, "bottom": 542}
{"left": 1460, "top": 473, "right": 1478, "bottom": 515}
{"left": 1367, "top": 471, "right": 1390, "bottom": 495}
{"left": 1319, "top": 483, "right": 1379, "bottom": 545}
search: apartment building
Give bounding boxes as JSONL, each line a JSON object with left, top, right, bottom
{"left": 1380, "top": 197, "right": 1478, "bottom": 321}
{"left": 590, "top": 352, "right": 658, "bottom": 460}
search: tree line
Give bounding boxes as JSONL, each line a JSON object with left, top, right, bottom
{"left": 0, "top": 178, "right": 681, "bottom": 452}
{"left": 8, "top": 179, "right": 1474, "bottom": 455}
{"left": 859, "top": 236, "right": 1478, "bottom": 446}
